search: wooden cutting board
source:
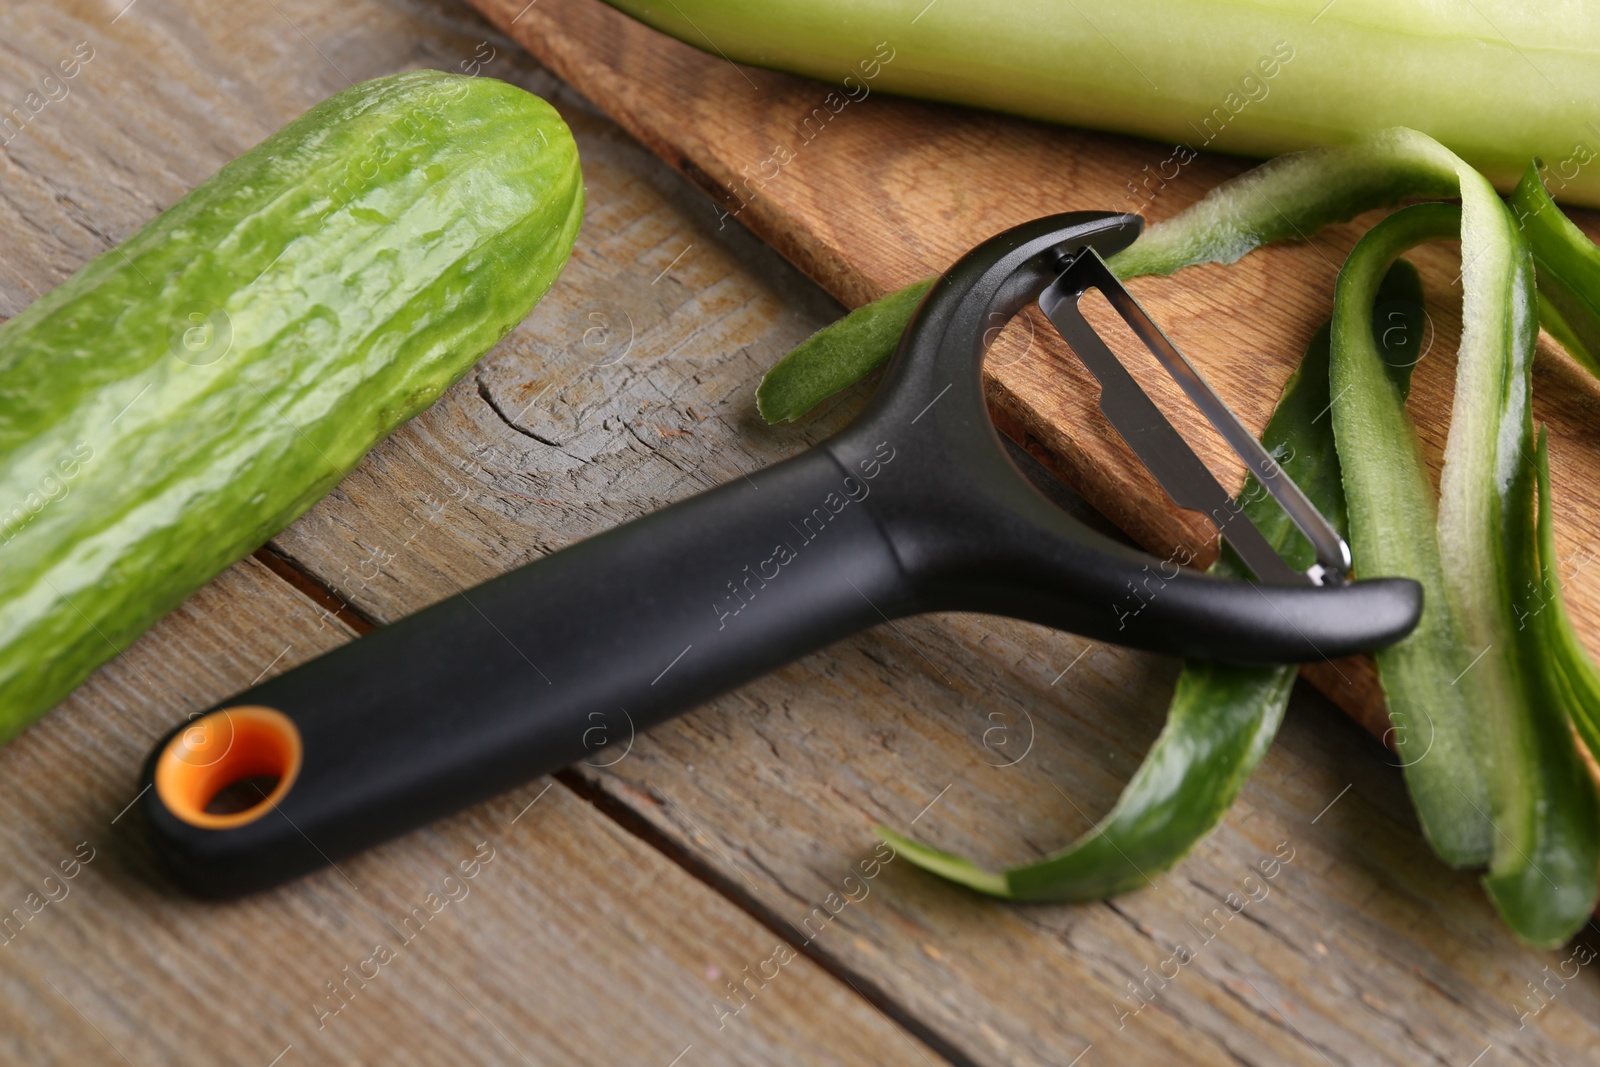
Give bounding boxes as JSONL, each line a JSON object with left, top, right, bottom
{"left": 468, "top": 0, "right": 1600, "bottom": 739}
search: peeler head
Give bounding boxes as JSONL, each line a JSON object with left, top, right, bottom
{"left": 827, "top": 212, "right": 1423, "bottom": 665}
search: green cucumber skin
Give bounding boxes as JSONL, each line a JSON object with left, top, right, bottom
{"left": 0, "top": 70, "right": 583, "bottom": 740}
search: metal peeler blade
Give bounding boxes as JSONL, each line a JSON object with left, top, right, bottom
{"left": 1039, "top": 248, "right": 1352, "bottom": 587}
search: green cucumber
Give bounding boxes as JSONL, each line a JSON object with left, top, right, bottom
{"left": 0, "top": 70, "right": 583, "bottom": 740}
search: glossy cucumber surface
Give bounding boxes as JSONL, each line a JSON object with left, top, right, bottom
{"left": 0, "top": 70, "right": 583, "bottom": 739}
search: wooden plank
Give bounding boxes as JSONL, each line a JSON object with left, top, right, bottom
{"left": 469, "top": 0, "right": 1600, "bottom": 740}
{"left": 0, "top": 2, "right": 936, "bottom": 1065}
{"left": 7, "top": 0, "right": 1600, "bottom": 1065}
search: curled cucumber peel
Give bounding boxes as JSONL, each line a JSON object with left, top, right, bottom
{"left": 763, "top": 128, "right": 1600, "bottom": 942}
{"left": 1512, "top": 160, "right": 1600, "bottom": 776}
{"left": 1534, "top": 425, "right": 1600, "bottom": 764}
{"left": 1512, "top": 162, "right": 1600, "bottom": 377}
{"left": 1326, "top": 204, "right": 1491, "bottom": 867}
{"left": 881, "top": 261, "right": 1424, "bottom": 901}
{"left": 1511, "top": 426, "right": 1600, "bottom": 944}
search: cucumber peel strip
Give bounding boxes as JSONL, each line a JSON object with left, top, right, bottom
{"left": 1512, "top": 426, "right": 1600, "bottom": 945}
{"left": 1511, "top": 162, "right": 1600, "bottom": 766}
{"left": 1321, "top": 201, "right": 1598, "bottom": 942}
{"left": 757, "top": 280, "right": 932, "bottom": 422}
{"left": 1534, "top": 424, "right": 1600, "bottom": 774}
{"left": 1511, "top": 162, "right": 1600, "bottom": 377}
{"left": 1326, "top": 204, "right": 1491, "bottom": 867}
{"left": 762, "top": 128, "right": 1600, "bottom": 941}
{"left": 1098, "top": 130, "right": 1559, "bottom": 908}
{"left": 881, "top": 261, "right": 1424, "bottom": 901}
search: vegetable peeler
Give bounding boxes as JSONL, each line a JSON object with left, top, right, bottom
{"left": 141, "top": 212, "right": 1422, "bottom": 897}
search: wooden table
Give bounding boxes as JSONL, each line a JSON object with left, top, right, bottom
{"left": 1, "top": 1, "right": 1597, "bottom": 1064}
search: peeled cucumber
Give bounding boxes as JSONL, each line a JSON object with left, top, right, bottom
{"left": 0, "top": 70, "right": 583, "bottom": 739}
{"left": 602, "top": 0, "right": 1600, "bottom": 206}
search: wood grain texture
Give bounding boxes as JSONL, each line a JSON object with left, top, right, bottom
{"left": 0, "top": 560, "right": 929, "bottom": 1066}
{"left": 0, "top": 3, "right": 931, "bottom": 1065}
{"left": 469, "top": 0, "right": 1600, "bottom": 742}
{"left": 5, "top": 0, "right": 1600, "bottom": 1065}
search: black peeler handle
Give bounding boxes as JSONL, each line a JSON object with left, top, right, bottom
{"left": 142, "top": 444, "right": 913, "bottom": 896}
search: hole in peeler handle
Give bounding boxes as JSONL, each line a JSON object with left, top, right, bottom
{"left": 154, "top": 706, "right": 302, "bottom": 830}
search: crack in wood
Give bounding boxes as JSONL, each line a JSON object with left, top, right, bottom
{"left": 473, "top": 370, "right": 567, "bottom": 449}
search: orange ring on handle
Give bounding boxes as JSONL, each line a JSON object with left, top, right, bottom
{"left": 154, "top": 706, "right": 302, "bottom": 829}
